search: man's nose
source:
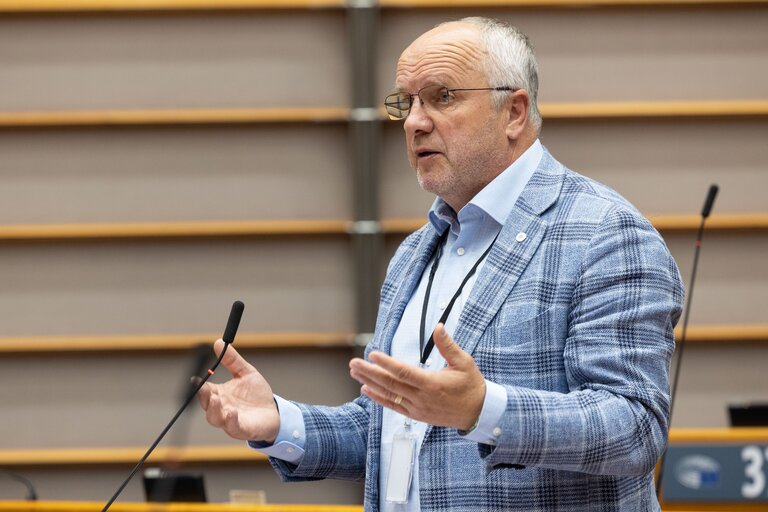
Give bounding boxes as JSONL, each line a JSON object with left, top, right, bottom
{"left": 404, "top": 98, "right": 433, "bottom": 134}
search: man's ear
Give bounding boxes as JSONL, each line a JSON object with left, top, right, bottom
{"left": 505, "top": 89, "right": 530, "bottom": 140}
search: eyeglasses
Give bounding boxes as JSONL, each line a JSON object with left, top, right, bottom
{"left": 384, "top": 84, "right": 517, "bottom": 120}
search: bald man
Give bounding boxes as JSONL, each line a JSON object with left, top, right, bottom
{"left": 199, "top": 17, "right": 683, "bottom": 511}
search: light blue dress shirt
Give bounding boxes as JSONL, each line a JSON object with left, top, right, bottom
{"left": 251, "top": 140, "right": 544, "bottom": 510}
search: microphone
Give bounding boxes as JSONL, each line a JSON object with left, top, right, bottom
{"left": 701, "top": 184, "right": 718, "bottom": 219}
{"left": 100, "top": 301, "right": 245, "bottom": 511}
{"left": 655, "top": 185, "right": 718, "bottom": 498}
{"left": 223, "top": 300, "right": 244, "bottom": 344}
{"left": 151, "top": 301, "right": 245, "bottom": 499}
{"left": 0, "top": 469, "right": 38, "bottom": 500}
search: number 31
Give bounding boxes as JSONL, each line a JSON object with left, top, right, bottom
{"left": 741, "top": 445, "right": 768, "bottom": 499}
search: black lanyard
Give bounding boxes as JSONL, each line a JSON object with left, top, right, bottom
{"left": 418, "top": 230, "right": 500, "bottom": 366}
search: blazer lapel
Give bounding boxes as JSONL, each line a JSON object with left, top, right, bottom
{"left": 376, "top": 225, "right": 443, "bottom": 355}
{"left": 452, "top": 149, "right": 565, "bottom": 357}
{"left": 451, "top": 210, "right": 546, "bottom": 356}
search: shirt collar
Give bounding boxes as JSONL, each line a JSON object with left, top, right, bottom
{"left": 428, "top": 139, "right": 543, "bottom": 232}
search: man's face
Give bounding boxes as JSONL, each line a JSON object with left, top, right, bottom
{"left": 394, "top": 23, "right": 511, "bottom": 211}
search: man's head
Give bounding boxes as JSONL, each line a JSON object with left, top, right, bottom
{"left": 389, "top": 18, "right": 540, "bottom": 211}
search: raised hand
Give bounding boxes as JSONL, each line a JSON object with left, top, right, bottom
{"left": 349, "top": 323, "right": 486, "bottom": 431}
{"left": 198, "top": 339, "right": 281, "bottom": 443}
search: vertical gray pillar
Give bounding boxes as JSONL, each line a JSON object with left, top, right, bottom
{"left": 348, "top": 2, "right": 383, "bottom": 345}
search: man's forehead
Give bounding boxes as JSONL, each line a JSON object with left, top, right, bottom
{"left": 407, "top": 21, "right": 479, "bottom": 49}
{"left": 394, "top": 23, "right": 484, "bottom": 89}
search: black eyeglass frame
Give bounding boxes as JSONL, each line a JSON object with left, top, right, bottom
{"left": 384, "top": 85, "right": 518, "bottom": 120}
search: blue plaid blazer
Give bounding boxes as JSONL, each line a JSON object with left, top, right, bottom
{"left": 271, "top": 149, "right": 684, "bottom": 511}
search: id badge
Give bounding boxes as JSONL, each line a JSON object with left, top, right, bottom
{"left": 385, "top": 426, "right": 417, "bottom": 504}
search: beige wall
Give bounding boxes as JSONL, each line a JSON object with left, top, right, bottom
{"left": 0, "top": 13, "right": 350, "bottom": 111}
{"left": 0, "top": 3, "right": 766, "bottom": 503}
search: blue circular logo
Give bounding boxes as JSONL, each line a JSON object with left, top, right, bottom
{"left": 675, "top": 455, "right": 721, "bottom": 490}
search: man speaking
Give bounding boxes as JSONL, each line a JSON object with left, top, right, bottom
{"left": 198, "top": 17, "right": 683, "bottom": 511}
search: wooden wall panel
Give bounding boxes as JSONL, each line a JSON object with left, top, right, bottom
{"left": 377, "top": 8, "right": 768, "bottom": 102}
{"left": 670, "top": 345, "right": 768, "bottom": 428}
{"left": 667, "top": 232, "right": 768, "bottom": 325}
{"left": 0, "top": 347, "right": 359, "bottom": 448}
{"left": 0, "top": 125, "right": 350, "bottom": 223}
{"left": 0, "top": 239, "right": 354, "bottom": 336}
{"left": 0, "top": 12, "right": 349, "bottom": 111}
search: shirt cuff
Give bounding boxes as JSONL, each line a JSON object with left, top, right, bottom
{"left": 459, "top": 380, "right": 507, "bottom": 446}
{"left": 247, "top": 395, "right": 306, "bottom": 464}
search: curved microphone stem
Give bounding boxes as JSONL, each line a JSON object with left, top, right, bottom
{"left": 0, "top": 469, "right": 38, "bottom": 500}
{"left": 655, "top": 185, "right": 718, "bottom": 499}
{"left": 100, "top": 343, "right": 230, "bottom": 512}
{"left": 101, "top": 300, "right": 243, "bottom": 512}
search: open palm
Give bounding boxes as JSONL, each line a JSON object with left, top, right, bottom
{"left": 198, "top": 339, "right": 281, "bottom": 443}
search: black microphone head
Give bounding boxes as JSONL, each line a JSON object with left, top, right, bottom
{"left": 222, "top": 300, "right": 244, "bottom": 344}
{"left": 701, "top": 184, "right": 719, "bottom": 218}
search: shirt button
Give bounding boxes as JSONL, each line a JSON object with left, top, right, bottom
{"left": 439, "top": 301, "right": 447, "bottom": 310}
{"left": 515, "top": 232, "right": 527, "bottom": 242}
{"left": 292, "top": 430, "right": 301, "bottom": 439}
{"left": 286, "top": 446, "right": 295, "bottom": 454}
{"left": 456, "top": 247, "right": 465, "bottom": 256}
{"left": 425, "top": 358, "right": 432, "bottom": 367}
{"left": 492, "top": 427, "right": 502, "bottom": 437}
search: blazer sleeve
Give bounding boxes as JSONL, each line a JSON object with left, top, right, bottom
{"left": 269, "top": 394, "right": 371, "bottom": 482}
{"left": 480, "top": 206, "right": 684, "bottom": 476}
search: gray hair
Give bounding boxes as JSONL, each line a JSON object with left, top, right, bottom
{"left": 447, "top": 17, "right": 542, "bottom": 132}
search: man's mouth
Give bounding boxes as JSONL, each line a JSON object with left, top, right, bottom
{"left": 416, "top": 150, "right": 439, "bottom": 159}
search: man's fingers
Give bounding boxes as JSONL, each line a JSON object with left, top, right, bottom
{"left": 222, "top": 406, "right": 244, "bottom": 439}
{"left": 213, "top": 339, "right": 255, "bottom": 378}
{"left": 432, "top": 323, "right": 466, "bottom": 367}
{"left": 354, "top": 372, "right": 412, "bottom": 405}
{"left": 349, "top": 357, "right": 419, "bottom": 398}
{"left": 204, "top": 391, "right": 226, "bottom": 428}
{"left": 366, "top": 351, "right": 428, "bottom": 387}
{"left": 198, "top": 382, "right": 213, "bottom": 410}
{"left": 361, "top": 384, "right": 408, "bottom": 414}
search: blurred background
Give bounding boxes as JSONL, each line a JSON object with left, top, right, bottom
{"left": 0, "top": 0, "right": 766, "bottom": 505}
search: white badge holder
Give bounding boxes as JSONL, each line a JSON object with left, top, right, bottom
{"left": 385, "top": 422, "right": 418, "bottom": 504}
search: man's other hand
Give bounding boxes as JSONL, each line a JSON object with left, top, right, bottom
{"left": 349, "top": 323, "right": 486, "bottom": 431}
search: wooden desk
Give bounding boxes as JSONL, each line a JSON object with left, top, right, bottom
{"left": 0, "top": 502, "right": 363, "bottom": 512}
{"left": 0, "top": 502, "right": 758, "bottom": 512}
